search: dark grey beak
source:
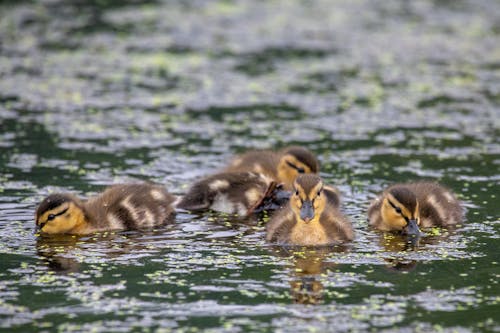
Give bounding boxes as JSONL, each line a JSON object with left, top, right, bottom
{"left": 300, "top": 200, "right": 314, "bottom": 223}
{"left": 405, "top": 219, "right": 422, "bottom": 237}
{"left": 35, "top": 221, "right": 45, "bottom": 234}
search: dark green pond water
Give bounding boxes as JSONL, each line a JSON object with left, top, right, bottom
{"left": 0, "top": 0, "right": 499, "bottom": 332}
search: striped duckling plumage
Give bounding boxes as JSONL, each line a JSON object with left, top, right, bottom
{"left": 266, "top": 174, "right": 354, "bottom": 246}
{"left": 176, "top": 172, "right": 279, "bottom": 216}
{"left": 35, "top": 183, "right": 175, "bottom": 235}
{"left": 367, "top": 181, "right": 464, "bottom": 236}
{"left": 224, "top": 146, "right": 320, "bottom": 191}
{"left": 176, "top": 146, "right": 319, "bottom": 216}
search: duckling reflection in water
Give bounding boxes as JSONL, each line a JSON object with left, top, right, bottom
{"left": 273, "top": 246, "right": 348, "bottom": 305}
{"left": 36, "top": 227, "right": 178, "bottom": 274}
{"left": 289, "top": 249, "right": 331, "bottom": 305}
{"left": 378, "top": 225, "right": 460, "bottom": 273}
{"left": 36, "top": 183, "right": 175, "bottom": 235}
{"left": 368, "top": 181, "right": 464, "bottom": 239}
{"left": 378, "top": 233, "right": 419, "bottom": 272}
{"left": 177, "top": 146, "right": 319, "bottom": 216}
{"left": 36, "top": 234, "right": 82, "bottom": 273}
{"left": 290, "top": 276, "right": 324, "bottom": 305}
{"left": 266, "top": 174, "right": 354, "bottom": 246}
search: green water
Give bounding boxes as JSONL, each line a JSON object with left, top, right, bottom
{"left": 0, "top": 0, "right": 499, "bottom": 332}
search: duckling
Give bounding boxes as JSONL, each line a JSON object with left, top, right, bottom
{"left": 224, "top": 146, "right": 320, "bottom": 190}
{"left": 35, "top": 183, "right": 175, "bottom": 235}
{"left": 367, "top": 181, "right": 464, "bottom": 236}
{"left": 266, "top": 174, "right": 354, "bottom": 246}
{"left": 176, "top": 172, "right": 279, "bottom": 216}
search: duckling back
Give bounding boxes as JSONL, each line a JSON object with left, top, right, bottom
{"left": 86, "top": 183, "right": 176, "bottom": 230}
{"left": 224, "top": 150, "right": 279, "bottom": 179}
{"left": 407, "top": 182, "right": 463, "bottom": 227}
{"left": 176, "top": 172, "right": 275, "bottom": 216}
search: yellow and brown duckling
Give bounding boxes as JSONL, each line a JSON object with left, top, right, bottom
{"left": 176, "top": 172, "right": 280, "bottom": 216}
{"left": 224, "top": 146, "right": 320, "bottom": 191}
{"left": 176, "top": 146, "right": 318, "bottom": 216}
{"left": 367, "top": 181, "right": 464, "bottom": 236}
{"left": 266, "top": 174, "right": 354, "bottom": 246}
{"left": 35, "top": 183, "right": 175, "bottom": 235}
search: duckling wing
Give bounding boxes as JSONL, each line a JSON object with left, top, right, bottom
{"left": 324, "top": 185, "right": 341, "bottom": 208}
{"left": 250, "top": 182, "right": 290, "bottom": 214}
{"left": 409, "top": 182, "right": 464, "bottom": 227}
{"left": 266, "top": 208, "right": 297, "bottom": 243}
{"left": 89, "top": 183, "right": 175, "bottom": 230}
{"left": 320, "top": 210, "right": 354, "bottom": 242}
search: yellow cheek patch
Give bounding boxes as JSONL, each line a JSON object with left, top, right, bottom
{"left": 285, "top": 158, "right": 307, "bottom": 174}
{"left": 291, "top": 195, "right": 303, "bottom": 208}
{"left": 381, "top": 200, "right": 407, "bottom": 230}
{"left": 400, "top": 206, "right": 413, "bottom": 219}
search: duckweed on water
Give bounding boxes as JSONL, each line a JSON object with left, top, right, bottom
{"left": 0, "top": 0, "right": 499, "bottom": 332}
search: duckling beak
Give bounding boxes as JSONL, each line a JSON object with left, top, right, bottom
{"left": 34, "top": 221, "right": 45, "bottom": 234}
{"left": 405, "top": 219, "right": 421, "bottom": 237}
{"left": 300, "top": 200, "right": 314, "bottom": 223}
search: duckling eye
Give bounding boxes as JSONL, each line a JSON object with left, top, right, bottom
{"left": 297, "top": 168, "right": 305, "bottom": 174}
{"left": 295, "top": 190, "right": 299, "bottom": 196}
{"left": 47, "top": 214, "right": 55, "bottom": 221}
{"left": 395, "top": 207, "right": 402, "bottom": 214}
{"left": 317, "top": 190, "right": 321, "bottom": 196}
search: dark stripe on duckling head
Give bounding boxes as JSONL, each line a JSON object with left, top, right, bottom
{"left": 36, "top": 194, "right": 74, "bottom": 217}
{"left": 388, "top": 187, "right": 418, "bottom": 214}
{"left": 282, "top": 147, "right": 319, "bottom": 173}
{"left": 38, "top": 207, "right": 69, "bottom": 230}
{"left": 294, "top": 174, "right": 323, "bottom": 195}
{"left": 286, "top": 160, "right": 305, "bottom": 173}
{"left": 49, "top": 207, "right": 69, "bottom": 220}
{"left": 387, "top": 199, "right": 402, "bottom": 214}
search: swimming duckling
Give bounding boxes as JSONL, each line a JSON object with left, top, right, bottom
{"left": 35, "top": 183, "right": 175, "bottom": 235}
{"left": 224, "top": 146, "right": 320, "bottom": 190}
{"left": 266, "top": 174, "right": 354, "bottom": 246}
{"left": 176, "top": 172, "right": 279, "bottom": 216}
{"left": 367, "top": 181, "right": 463, "bottom": 236}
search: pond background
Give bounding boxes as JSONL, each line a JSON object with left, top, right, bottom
{"left": 0, "top": 0, "right": 499, "bottom": 332}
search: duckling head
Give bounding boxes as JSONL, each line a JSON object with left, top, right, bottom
{"left": 277, "top": 147, "right": 319, "bottom": 189}
{"left": 290, "top": 174, "right": 325, "bottom": 224}
{"left": 35, "top": 194, "right": 87, "bottom": 234}
{"left": 381, "top": 187, "right": 421, "bottom": 237}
